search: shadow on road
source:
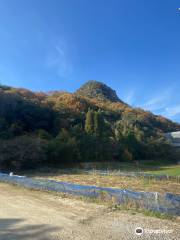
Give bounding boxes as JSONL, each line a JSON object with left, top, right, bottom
{"left": 0, "top": 218, "right": 60, "bottom": 240}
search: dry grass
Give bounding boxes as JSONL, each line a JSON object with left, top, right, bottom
{"left": 31, "top": 173, "right": 180, "bottom": 194}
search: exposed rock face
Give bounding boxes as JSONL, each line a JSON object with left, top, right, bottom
{"left": 75, "top": 80, "right": 123, "bottom": 103}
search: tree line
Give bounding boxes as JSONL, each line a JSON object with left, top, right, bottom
{"left": 0, "top": 85, "right": 178, "bottom": 171}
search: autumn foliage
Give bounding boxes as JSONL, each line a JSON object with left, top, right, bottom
{"left": 0, "top": 81, "right": 179, "bottom": 170}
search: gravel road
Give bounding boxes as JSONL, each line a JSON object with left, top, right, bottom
{"left": 0, "top": 182, "right": 179, "bottom": 240}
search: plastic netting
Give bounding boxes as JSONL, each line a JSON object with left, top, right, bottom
{"left": 0, "top": 172, "right": 179, "bottom": 215}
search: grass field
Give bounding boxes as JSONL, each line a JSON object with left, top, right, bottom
{"left": 23, "top": 168, "right": 180, "bottom": 195}
{"left": 19, "top": 159, "right": 180, "bottom": 175}
{"left": 33, "top": 173, "right": 180, "bottom": 194}
{"left": 20, "top": 161, "right": 180, "bottom": 195}
{"left": 146, "top": 165, "right": 180, "bottom": 176}
{"left": 50, "top": 161, "right": 180, "bottom": 176}
{"left": 105, "top": 162, "right": 180, "bottom": 176}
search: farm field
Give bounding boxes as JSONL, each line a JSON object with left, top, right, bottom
{"left": 22, "top": 161, "right": 180, "bottom": 175}
{"left": 0, "top": 182, "right": 179, "bottom": 240}
{"left": 32, "top": 174, "right": 180, "bottom": 194}
{"left": 73, "top": 162, "right": 180, "bottom": 176}
{"left": 24, "top": 168, "right": 180, "bottom": 195}
{"left": 20, "top": 162, "right": 180, "bottom": 195}
{"left": 146, "top": 165, "right": 180, "bottom": 177}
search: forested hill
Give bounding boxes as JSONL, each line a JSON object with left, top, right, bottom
{"left": 0, "top": 81, "right": 180, "bottom": 171}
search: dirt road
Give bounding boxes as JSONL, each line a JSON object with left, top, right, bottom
{"left": 0, "top": 182, "right": 179, "bottom": 240}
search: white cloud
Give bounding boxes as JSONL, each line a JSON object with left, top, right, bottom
{"left": 137, "top": 87, "right": 180, "bottom": 121}
{"left": 165, "top": 105, "right": 180, "bottom": 117}
{"left": 46, "top": 42, "right": 72, "bottom": 77}
{"left": 123, "top": 90, "right": 135, "bottom": 105}
{"left": 142, "top": 96, "right": 166, "bottom": 111}
{"left": 141, "top": 88, "right": 175, "bottom": 111}
{"left": 55, "top": 45, "right": 64, "bottom": 56}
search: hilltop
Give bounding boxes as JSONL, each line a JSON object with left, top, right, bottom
{"left": 75, "top": 80, "right": 124, "bottom": 103}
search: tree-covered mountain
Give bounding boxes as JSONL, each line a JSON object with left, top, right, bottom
{"left": 0, "top": 81, "right": 179, "bottom": 170}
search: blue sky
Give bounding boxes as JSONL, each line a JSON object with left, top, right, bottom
{"left": 0, "top": 0, "right": 180, "bottom": 122}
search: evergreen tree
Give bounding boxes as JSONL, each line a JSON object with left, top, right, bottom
{"left": 94, "top": 111, "right": 103, "bottom": 137}
{"left": 85, "top": 109, "right": 94, "bottom": 134}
